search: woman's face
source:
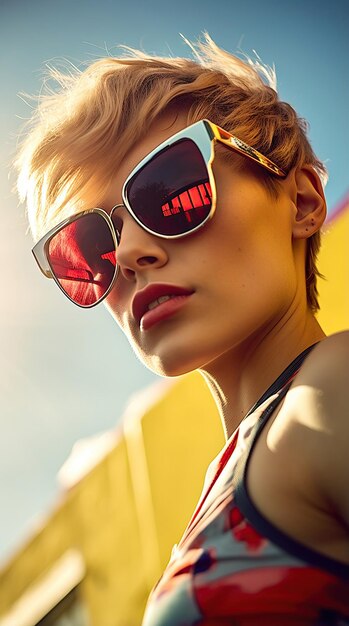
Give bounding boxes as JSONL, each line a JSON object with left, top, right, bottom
{"left": 102, "top": 110, "right": 300, "bottom": 377}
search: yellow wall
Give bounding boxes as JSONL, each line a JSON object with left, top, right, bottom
{"left": 0, "top": 437, "right": 149, "bottom": 626}
{"left": 317, "top": 198, "right": 349, "bottom": 333}
{"left": 0, "top": 376, "right": 224, "bottom": 626}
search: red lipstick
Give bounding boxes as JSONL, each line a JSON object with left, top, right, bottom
{"left": 132, "top": 284, "right": 194, "bottom": 331}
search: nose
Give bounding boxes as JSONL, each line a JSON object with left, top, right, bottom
{"left": 112, "top": 207, "right": 169, "bottom": 282}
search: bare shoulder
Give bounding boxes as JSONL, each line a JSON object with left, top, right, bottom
{"left": 294, "top": 331, "right": 349, "bottom": 396}
{"left": 274, "top": 331, "right": 349, "bottom": 437}
{"left": 290, "top": 332, "right": 349, "bottom": 435}
{"left": 272, "top": 332, "right": 349, "bottom": 525}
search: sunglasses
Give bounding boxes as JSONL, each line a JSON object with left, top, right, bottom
{"left": 32, "top": 119, "right": 286, "bottom": 308}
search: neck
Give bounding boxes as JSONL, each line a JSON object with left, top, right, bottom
{"left": 199, "top": 310, "right": 326, "bottom": 439}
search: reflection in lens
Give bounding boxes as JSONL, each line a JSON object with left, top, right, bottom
{"left": 126, "top": 139, "right": 212, "bottom": 236}
{"left": 48, "top": 213, "right": 117, "bottom": 306}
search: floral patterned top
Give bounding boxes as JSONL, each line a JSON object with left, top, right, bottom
{"left": 142, "top": 348, "right": 349, "bottom": 625}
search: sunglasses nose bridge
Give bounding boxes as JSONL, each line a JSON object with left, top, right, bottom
{"left": 110, "top": 201, "right": 142, "bottom": 239}
{"left": 110, "top": 202, "right": 126, "bottom": 226}
{"left": 113, "top": 214, "right": 169, "bottom": 281}
{"left": 110, "top": 203, "right": 125, "bottom": 214}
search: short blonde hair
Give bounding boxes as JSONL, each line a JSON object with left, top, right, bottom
{"left": 15, "top": 34, "right": 326, "bottom": 311}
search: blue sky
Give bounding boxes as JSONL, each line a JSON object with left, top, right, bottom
{"left": 0, "top": 0, "right": 348, "bottom": 564}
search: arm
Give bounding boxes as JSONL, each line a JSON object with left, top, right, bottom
{"left": 288, "top": 332, "right": 349, "bottom": 530}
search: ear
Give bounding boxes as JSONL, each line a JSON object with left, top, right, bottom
{"left": 292, "top": 165, "right": 327, "bottom": 239}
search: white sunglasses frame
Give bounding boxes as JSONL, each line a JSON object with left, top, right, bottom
{"left": 32, "top": 118, "right": 286, "bottom": 307}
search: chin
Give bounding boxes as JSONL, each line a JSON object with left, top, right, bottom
{"left": 135, "top": 341, "right": 218, "bottom": 378}
{"left": 142, "top": 353, "right": 198, "bottom": 378}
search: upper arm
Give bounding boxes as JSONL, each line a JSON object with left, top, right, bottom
{"left": 281, "top": 332, "right": 349, "bottom": 528}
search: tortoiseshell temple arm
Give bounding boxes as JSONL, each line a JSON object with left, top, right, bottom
{"left": 210, "top": 122, "right": 287, "bottom": 178}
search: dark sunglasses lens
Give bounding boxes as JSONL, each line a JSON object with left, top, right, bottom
{"left": 126, "top": 139, "right": 212, "bottom": 236}
{"left": 47, "top": 213, "right": 117, "bottom": 307}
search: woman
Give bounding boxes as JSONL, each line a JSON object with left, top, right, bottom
{"left": 16, "top": 35, "right": 349, "bottom": 625}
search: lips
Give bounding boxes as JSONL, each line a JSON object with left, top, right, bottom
{"left": 132, "top": 283, "right": 194, "bottom": 326}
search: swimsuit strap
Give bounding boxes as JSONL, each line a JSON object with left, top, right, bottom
{"left": 245, "top": 342, "right": 319, "bottom": 418}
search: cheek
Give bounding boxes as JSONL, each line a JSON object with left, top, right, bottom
{"left": 202, "top": 197, "right": 297, "bottom": 319}
{"left": 104, "top": 286, "right": 129, "bottom": 330}
{"left": 104, "top": 286, "right": 148, "bottom": 360}
{"left": 235, "top": 234, "right": 296, "bottom": 301}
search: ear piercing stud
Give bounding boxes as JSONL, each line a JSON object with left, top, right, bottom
{"left": 306, "top": 218, "right": 315, "bottom": 232}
